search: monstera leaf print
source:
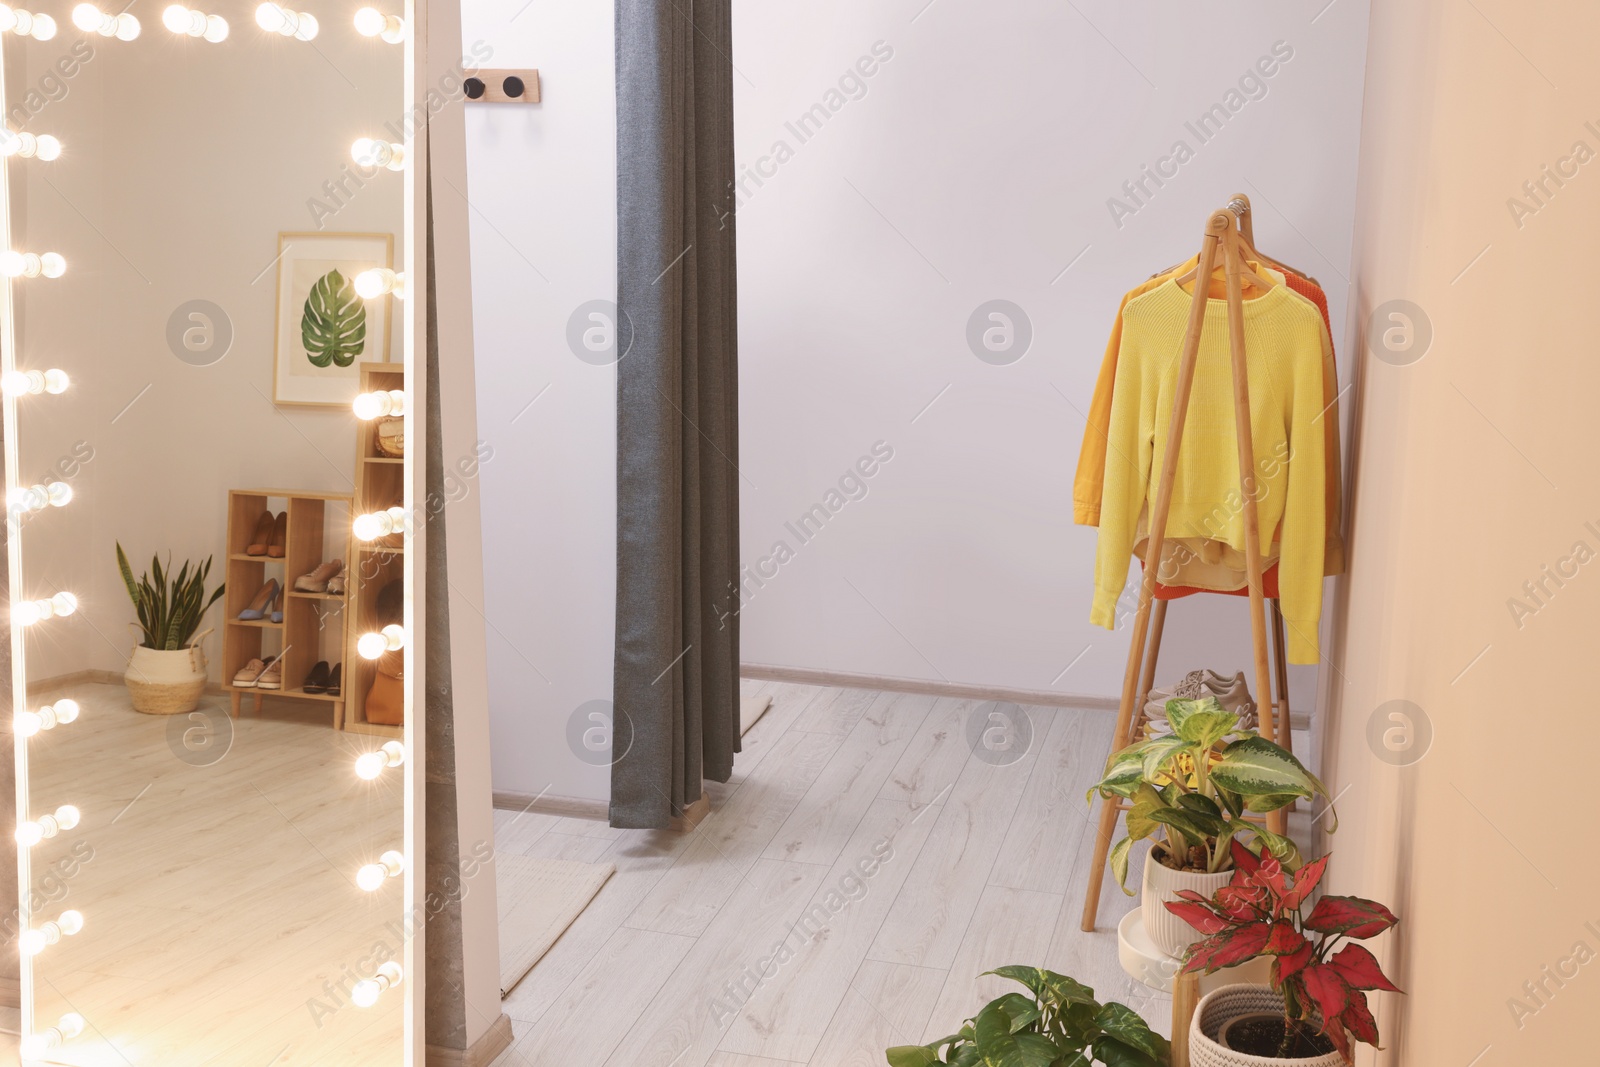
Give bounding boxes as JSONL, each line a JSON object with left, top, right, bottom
{"left": 301, "top": 268, "right": 367, "bottom": 367}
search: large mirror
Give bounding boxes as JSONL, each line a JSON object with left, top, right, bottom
{"left": 3, "top": 3, "right": 413, "bottom": 1061}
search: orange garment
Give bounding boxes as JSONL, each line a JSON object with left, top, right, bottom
{"left": 1073, "top": 255, "right": 1345, "bottom": 585}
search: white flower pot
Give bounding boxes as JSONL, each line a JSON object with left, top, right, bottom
{"left": 125, "top": 642, "right": 208, "bottom": 715}
{"left": 1190, "top": 985, "right": 1344, "bottom": 1067}
{"left": 1141, "top": 844, "right": 1235, "bottom": 958}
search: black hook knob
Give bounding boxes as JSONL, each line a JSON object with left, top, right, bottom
{"left": 502, "top": 75, "right": 525, "bottom": 98}
{"left": 464, "top": 77, "right": 486, "bottom": 99}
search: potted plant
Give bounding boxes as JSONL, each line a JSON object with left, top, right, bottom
{"left": 887, "top": 965, "right": 1170, "bottom": 1066}
{"left": 116, "top": 545, "right": 225, "bottom": 715}
{"left": 1089, "top": 696, "right": 1334, "bottom": 958}
{"left": 1166, "top": 841, "right": 1401, "bottom": 1064}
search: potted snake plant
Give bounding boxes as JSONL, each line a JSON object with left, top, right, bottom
{"left": 116, "top": 544, "right": 224, "bottom": 715}
{"left": 1089, "top": 696, "right": 1334, "bottom": 958}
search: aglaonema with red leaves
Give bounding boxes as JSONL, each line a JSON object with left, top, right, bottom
{"left": 1164, "top": 841, "right": 1402, "bottom": 1062}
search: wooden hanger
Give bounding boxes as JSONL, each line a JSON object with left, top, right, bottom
{"left": 1228, "top": 192, "right": 1322, "bottom": 288}
{"left": 1175, "top": 227, "right": 1274, "bottom": 294}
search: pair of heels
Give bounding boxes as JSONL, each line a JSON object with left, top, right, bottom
{"left": 246, "top": 511, "right": 287, "bottom": 557}
{"left": 239, "top": 579, "right": 283, "bottom": 622}
{"left": 304, "top": 661, "right": 342, "bottom": 696}
{"left": 294, "top": 559, "right": 345, "bottom": 594}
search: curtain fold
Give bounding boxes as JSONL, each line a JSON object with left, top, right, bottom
{"left": 612, "top": 0, "right": 740, "bottom": 829}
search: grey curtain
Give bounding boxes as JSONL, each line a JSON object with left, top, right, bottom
{"left": 612, "top": 0, "right": 741, "bottom": 828}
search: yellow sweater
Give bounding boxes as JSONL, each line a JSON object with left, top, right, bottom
{"left": 1091, "top": 278, "right": 1327, "bottom": 663}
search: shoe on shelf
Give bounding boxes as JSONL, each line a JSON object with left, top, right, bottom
{"left": 304, "top": 660, "right": 331, "bottom": 694}
{"left": 326, "top": 573, "right": 346, "bottom": 596}
{"left": 267, "top": 511, "right": 288, "bottom": 558}
{"left": 257, "top": 657, "right": 283, "bottom": 690}
{"left": 239, "top": 579, "right": 280, "bottom": 621}
{"left": 326, "top": 663, "right": 342, "bottom": 697}
{"left": 1143, "top": 668, "right": 1257, "bottom": 737}
{"left": 245, "top": 511, "right": 275, "bottom": 556}
{"left": 233, "top": 658, "right": 267, "bottom": 688}
{"left": 269, "top": 588, "right": 283, "bottom": 624}
{"left": 294, "top": 559, "right": 344, "bottom": 593}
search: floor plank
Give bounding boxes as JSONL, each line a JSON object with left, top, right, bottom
{"left": 806, "top": 960, "right": 949, "bottom": 1067}
{"left": 987, "top": 706, "right": 1108, "bottom": 893}
{"left": 921, "top": 884, "right": 1064, "bottom": 1042}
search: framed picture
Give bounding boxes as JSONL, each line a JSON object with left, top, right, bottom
{"left": 272, "top": 231, "right": 395, "bottom": 407}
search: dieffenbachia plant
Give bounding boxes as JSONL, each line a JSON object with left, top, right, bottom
{"left": 1088, "top": 696, "right": 1334, "bottom": 891}
{"left": 886, "top": 966, "right": 1170, "bottom": 1067}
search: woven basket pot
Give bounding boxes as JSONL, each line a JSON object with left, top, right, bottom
{"left": 1191, "top": 985, "right": 1345, "bottom": 1067}
{"left": 1142, "top": 846, "right": 1234, "bottom": 958}
{"left": 125, "top": 643, "right": 208, "bottom": 715}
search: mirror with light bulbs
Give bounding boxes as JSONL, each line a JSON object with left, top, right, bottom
{"left": 1, "top": 2, "right": 418, "bottom": 1061}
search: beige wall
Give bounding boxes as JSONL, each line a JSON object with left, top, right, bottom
{"left": 1323, "top": 2, "right": 1600, "bottom": 1062}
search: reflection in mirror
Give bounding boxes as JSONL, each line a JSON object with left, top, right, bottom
{"left": 4, "top": 5, "right": 410, "bottom": 1062}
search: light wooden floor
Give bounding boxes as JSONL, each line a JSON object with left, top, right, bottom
{"left": 488, "top": 680, "right": 1169, "bottom": 1067}
{"left": 24, "top": 683, "right": 404, "bottom": 1066}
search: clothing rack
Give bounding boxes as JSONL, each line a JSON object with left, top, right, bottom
{"left": 1080, "top": 196, "right": 1297, "bottom": 935}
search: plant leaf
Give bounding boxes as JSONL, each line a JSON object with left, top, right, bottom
{"left": 1166, "top": 696, "right": 1238, "bottom": 749}
{"left": 1092, "top": 1036, "right": 1163, "bottom": 1067}
{"left": 1109, "top": 836, "right": 1135, "bottom": 896}
{"left": 301, "top": 268, "right": 368, "bottom": 368}
{"left": 1304, "top": 896, "right": 1398, "bottom": 939}
{"left": 1095, "top": 1003, "right": 1169, "bottom": 1061}
{"left": 1299, "top": 963, "right": 1351, "bottom": 1030}
{"left": 1181, "top": 921, "right": 1272, "bottom": 974}
{"left": 1328, "top": 943, "right": 1403, "bottom": 992}
{"left": 885, "top": 1047, "right": 941, "bottom": 1067}
{"left": 1211, "top": 736, "right": 1324, "bottom": 800}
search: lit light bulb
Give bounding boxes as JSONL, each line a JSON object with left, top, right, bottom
{"left": 17, "top": 804, "right": 81, "bottom": 846}
{"left": 20, "top": 1012, "right": 84, "bottom": 1058}
{"left": 72, "top": 3, "right": 134, "bottom": 38}
{"left": 15, "top": 592, "right": 76, "bottom": 625}
{"left": 3, "top": 368, "right": 67, "bottom": 396}
{"left": 44, "top": 367, "right": 70, "bottom": 392}
{"left": 8, "top": 8, "right": 55, "bottom": 38}
{"left": 354, "top": 267, "right": 405, "bottom": 300}
{"left": 0, "top": 130, "right": 61, "bottom": 160}
{"left": 22, "top": 909, "right": 83, "bottom": 954}
{"left": 352, "top": 961, "right": 403, "bottom": 1007}
{"left": 48, "top": 480, "right": 73, "bottom": 506}
{"left": 354, "top": 740, "right": 405, "bottom": 779}
{"left": 356, "top": 625, "right": 407, "bottom": 660}
{"left": 353, "top": 507, "right": 407, "bottom": 542}
{"left": 351, "top": 137, "right": 405, "bottom": 171}
{"left": 164, "top": 5, "right": 225, "bottom": 40}
{"left": 353, "top": 6, "right": 403, "bottom": 41}
{"left": 0, "top": 250, "right": 64, "bottom": 278}
{"left": 351, "top": 388, "right": 406, "bottom": 419}
{"left": 255, "top": 2, "right": 315, "bottom": 39}
{"left": 16, "top": 698, "right": 79, "bottom": 738}
{"left": 356, "top": 849, "right": 405, "bottom": 891}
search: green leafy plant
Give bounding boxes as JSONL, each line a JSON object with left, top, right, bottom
{"left": 301, "top": 268, "right": 367, "bottom": 367}
{"left": 116, "top": 544, "right": 225, "bottom": 650}
{"left": 1167, "top": 843, "right": 1401, "bottom": 1062}
{"left": 1088, "top": 696, "right": 1334, "bottom": 891}
{"left": 886, "top": 966, "right": 1169, "bottom": 1067}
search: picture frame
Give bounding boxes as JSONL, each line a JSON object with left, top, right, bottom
{"left": 272, "top": 231, "right": 396, "bottom": 408}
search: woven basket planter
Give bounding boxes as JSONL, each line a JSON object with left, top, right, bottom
{"left": 1191, "top": 985, "right": 1344, "bottom": 1067}
{"left": 125, "top": 644, "right": 208, "bottom": 715}
{"left": 1141, "top": 846, "right": 1234, "bottom": 958}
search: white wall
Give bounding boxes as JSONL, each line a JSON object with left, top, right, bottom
{"left": 461, "top": 0, "right": 616, "bottom": 802}
{"left": 468, "top": 1, "right": 1371, "bottom": 802}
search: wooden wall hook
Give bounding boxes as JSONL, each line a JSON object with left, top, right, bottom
{"left": 464, "top": 69, "right": 541, "bottom": 104}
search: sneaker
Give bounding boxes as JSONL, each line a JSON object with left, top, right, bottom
{"left": 1144, "top": 669, "right": 1257, "bottom": 737}
{"left": 233, "top": 658, "right": 267, "bottom": 688}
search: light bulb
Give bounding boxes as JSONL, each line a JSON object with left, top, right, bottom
{"left": 72, "top": 3, "right": 130, "bottom": 37}
{"left": 352, "top": 511, "right": 386, "bottom": 542}
{"left": 44, "top": 368, "right": 70, "bottom": 392}
{"left": 254, "top": 1, "right": 284, "bottom": 30}
{"left": 203, "top": 13, "right": 226, "bottom": 40}
{"left": 381, "top": 624, "right": 406, "bottom": 648}
{"left": 0, "top": 7, "right": 16, "bottom": 32}
{"left": 165, "top": 5, "right": 225, "bottom": 39}
{"left": 52, "top": 699, "right": 80, "bottom": 723}
{"left": 354, "top": 267, "right": 404, "bottom": 300}
{"left": 12, "top": 600, "right": 41, "bottom": 626}
{"left": 17, "top": 804, "right": 80, "bottom": 846}
{"left": 356, "top": 631, "right": 387, "bottom": 660}
{"left": 352, "top": 389, "right": 405, "bottom": 419}
{"left": 3, "top": 368, "right": 63, "bottom": 396}
{"left": 1, "top": 130, "right": 61, "bottom": 160}
{"left": 18, "top": 698, "right": 79, "bottom": 736}
{"left": 354, "top": 6, "right": 403, "bottom": 41}
{"left": 162, "top": 4, "right": 187, "bottom": 31}
{"left": 352, "top": 137, "right": 405, "bottom": 171}
{"left": 34, "top": 133, "right": 61, "bottom": 160}
{"left": 352, "top": 961, "right": 402, "bottom": 1006}
{"left": 9, "top": 485, "right": 45, "bottom": 511}
{"left": 16, "top": 592, "right": 75, "bottom": 624}
{"left": 47, "top": 480, "right": 72, "bottom": 506}
{"left": 26, "top": 10, "right": 53, "bottom": 38}
{"left": 355, "top": 740, "right": 405, "bottom": 779}
{"left": 51, "top": 591, "right": 78, "bottom": 616}
{"left": 14, "top": 711, "right": 40, "bottom": 737}
{"left": 20, "top": 1012, "right": 84, "bottom": 1057}
{"left": 0, "top": 251, "right": 62, "bottom": 279}
{"left": 356, "top": 850, "right": 404, "bottom": 891}
{"left": 22, "top": 910, "right": 83, "bottom": 954}
{"left": 40, "top": 251, "right": 65, "bottom": 277}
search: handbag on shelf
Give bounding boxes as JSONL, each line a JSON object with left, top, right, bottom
{"left": 375, "top": 416, "right": 404, "bottom": 458}
{"left": 365, "top": 649, "right": 405, "bottom": 726}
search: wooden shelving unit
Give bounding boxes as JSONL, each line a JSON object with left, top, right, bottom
{"left": 344, "top": 362, "right": 406, "bottom": 738}
{"left": 222, "top": 489, "right": 353, "bottom": 726}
